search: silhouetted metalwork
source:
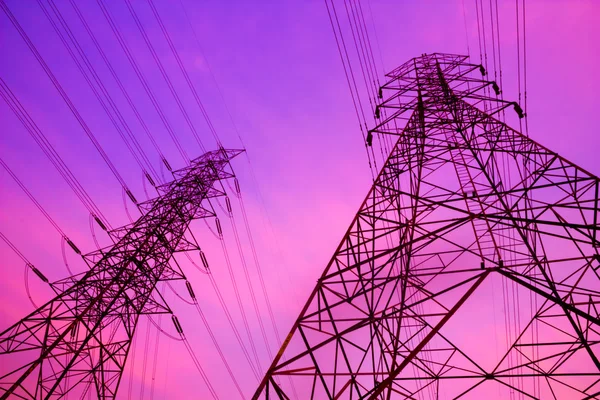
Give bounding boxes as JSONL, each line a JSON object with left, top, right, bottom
{"left": 0, "top": 148, "right": 242, "bottom": 399}
{"left": 254, "top": 53, "right": 600, "bottom": 399}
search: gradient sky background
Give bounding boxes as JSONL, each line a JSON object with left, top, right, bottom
{"left": 0, "top": 0, "right": 599, "bottom": 398}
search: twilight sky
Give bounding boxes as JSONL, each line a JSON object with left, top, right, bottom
{"left": 0, "top": 0, "right": 599, "bottom": 398}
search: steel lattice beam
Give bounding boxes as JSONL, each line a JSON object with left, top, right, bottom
{"left": 0, "top": 148, "right": 242, "bottom": 399}
{"left": 253, "top": 53, "right": 600, "bottom": 399}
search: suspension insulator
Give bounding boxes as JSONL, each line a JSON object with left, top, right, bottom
{"left": 234, "top": 178, "right": 241, "bottom": 194}
{"left": 125, "top": 188, "right": 138, "bottom": 204}
{"left": 378, "top": 87, "right": 383, "bottom": 99}
{"left": 162, "top": 157, "right": 173, "bottom": 172}
{"left": 66, "top": 238, "right": 81, "bottom": 255}
{"left": 375, "top": 106, "right": 380, "bottom": 119}
{"left": 171, "top": 315, "right": 184, "bottom": 335}
{"left": 366, "top": 131, "right": 373, "bottom": 147}
{"left": 480, "top": 261, "right": 485, "bottom": 270}
{"left": 200, "top": 251, "right": 209, "bottom": 270}
{"left": 145, "top": 171, "right": 156, "bottom": 187}
{"left": 499, "top": 259, "right": 504, "bottom": 268}
{"left": 30, "top": 264, "right": 49, "bottom": 283}
{"left": 479, "top": 65, "right": 486, "bottom": 76}
{"left": 513, "top": 102, "right": 525, "bottom": 119}
{"left": 225, "top": 197, "right": 232, "bottom": 213}
{"left": 185, "top": 281, "right": 196, "bottom": 300}
{"left": 93, "top": 215, "right": 107, "bottom": 231}
{"left": 491, "top": 81, "right": 501, "bottom": 96}
{"left": 215, "top": 218, "right": 222, "bottom": 236}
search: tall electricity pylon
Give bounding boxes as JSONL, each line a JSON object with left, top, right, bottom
{"left": 254, "top": 53, "right": 600, "bottom": 399}
{"left": 0, "top": 148, "right": 242, "bottom": 399}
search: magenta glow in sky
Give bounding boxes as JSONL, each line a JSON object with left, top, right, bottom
{"left": 0, "top": 0, "right": 599, "bottom": 398}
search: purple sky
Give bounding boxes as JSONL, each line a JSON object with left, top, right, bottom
{"left": 1, "top": 0, "right": 599, "bottom": 398}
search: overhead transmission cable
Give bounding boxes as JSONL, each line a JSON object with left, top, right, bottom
{"left": 462, "top": 0, "right": 471, "bottom": 57}
{"left": 0, "top": 0, "right": 130, "bottom": 192}
{"left": 181, "top": 226, "right": 261, "bottom": 380}
{"left": 488, "top": 0, "right": 499, "bottom": 88}
{"left": 127, "top": 325, "right": 138, "bottom": 399}
{"left": 475, "top": 0, "right": 492, "bottom": 112}
{"left": 474, "top": 0, "right": 484, "bottom": 66}
{"left": 176, "top": 0, "right": 303, "bottom": 311}
{"left": 521, "top": 0, "right": 529, "bottom": 136}
{"left": 233, "top": 191, "right": 284, "bottom": 352}
{"left": 175, "top": 6, "right": 301, "bottom": 395}
{"left": 515, "top": 0, "right": 526, "bottom": 138}
{"left": 353, "top": 0, "right": 392, "bottom": 162}
{"left": 183, "top": 279, "right": 246, "bottom": 399}
{"left": 177, "top": 0, "right": 242, "bottom": 147}
{"left": 360, "top": 0, "right": 396, "bottom": 166}
{"left": 146, "top": 0, "right": 222, "bottom": 147}
{"left": 66, "top": 0, "right": 173, "bottom": 184}
{"left": 0, "top": 230, "right": 32, "bottom": 267}
{"left": 344, "top": 0, "right": 385, "bottom": 165}
{"left": 343, "top": 0, "right": 401, "bottom": 298}
{"left": 37, "top": 0, "right": 161, "bottom": 186}
{"left": 217, "top": 222, "right": 263, "bottom": 374}
{"left": 221, "top": 197, "right": 275, "bottom": 365}
{"left": 148, "top": 284, "right": 168, "bottom": 400}
{"left": 122, "top": 0, "right": 207, "bottom": 154}
{"left": 492, "top": 0, "right": 507, "bottom": 124}
{"left": 0, "top": 157, "right": 88, "bottom": 273}
{"left": 206, "top": 270, "right": 261, "bottom": 380}
{"left": 0, "top": 230, "right": 54, "bottom": 315}
{"left": 0, "top": 78, "right": 112, "bottom": 230}
{"left": 324, "top": 0, "right": 376, "bottom": 179}
{"left": 96, "top": 0, "right": 190, "bottom": 166}
{"left": 230, "top": 186, "right": 300, "bottom": 398}
{"left": 0, "top": 230, "right": 53, "bottom": 294}
{"left": 0, "top": 157, "right": 66, "bottom": 238}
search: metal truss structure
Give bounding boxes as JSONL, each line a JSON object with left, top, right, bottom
{"left": 0, "top": 148, "right": 242, "bottom": 399}
{"left": 254, "top": 53, "right": 600, "bottom": 399}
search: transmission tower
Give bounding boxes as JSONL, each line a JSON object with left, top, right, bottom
{"left": 254, "top": 53, "right": 600, "bottom": 399}
{"left": 0, "top": 148, "right": 242, "bottom": 399}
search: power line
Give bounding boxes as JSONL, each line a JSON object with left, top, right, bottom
{"left": 0, "top": 148, "right": 242, "bottom": 398}
{"left": 146, "top": 0, "right": 222, "bottom": 147}
{"left": 462, "top": 0, "right": 471, "bottom": 57}
{"left": 522, "top": 0, "right": 529, "bottom": 136}
{"left": 324, "top": 0, "right": 375, "bottom": 178}
{"left": 38, "top": 0, "right": 161, "bottom": 185}
{"left": 67, "top": 0, "right": 173, "bottom": 184}
{"left": 515, "top": 0, "right": 523, "bottom": 136}
{"left": 0, "top": 156, "right": 66, "bottom": 238}
{"left": 122, "top": 0, "right": 208, "bottom": 154}
{"left": 96, "top": 0, "right": 191, "bottom": 166}
{"left": 224, "top": 197, "right": 274, "bottom": 366}
{"left": 189, "top": 289, "right": 246, "bottom": 399}
{"left": 1, "top": 0, "right": 129, "bottom": 190}
{"left": 218, "top": 224, "right": 263, "bottom": 374}
{"left": 175, "top": 5, "right": 308, "bottom": 388}
{"left": 207, "top": 272, "right": 261, "bottom": 380}
{"left": 232, "top": 187, "right": 300, "bottom": 399}
{"left": 0, "top": 229, "right": 53, "bottom": 310}
{"left": 0, "top": 77, "right": 112, "bottom": 229}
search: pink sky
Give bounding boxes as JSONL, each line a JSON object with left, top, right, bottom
{"left": 1, "top": 0, "right": 599, "bottom": 398}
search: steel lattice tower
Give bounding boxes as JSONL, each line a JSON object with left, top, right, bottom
{"left": 254, "top": 53, "right": 600, "bottom": 399}
{"left": 0, "top": 148, "right": 242, "bottom": 399}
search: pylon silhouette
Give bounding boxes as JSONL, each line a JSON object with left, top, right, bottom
{"left": 253, "top": 53, "right": 600, "bottom": 399}
{"left": 0, "top": 149, "right": 242, "bottom": 399}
